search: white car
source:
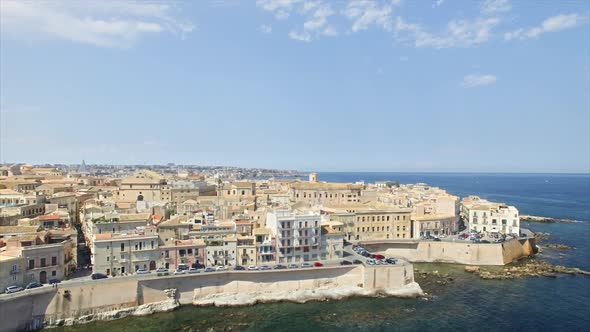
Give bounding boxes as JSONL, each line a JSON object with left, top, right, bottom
{"left": 135, "top": 268, "right": 150, "bottom": 275}
{"left": 5, "top": 286, "right": 24, "bottom": 294}
{"left": 215, "top": 266, "right": 227, "bottom": 271}
{"left": 187, "top": 268, "right": 200, "bottom": 274}
{"left": 247, "top": 265, "right": 258, "bottom": 271}
{"left": 155, "top": 267, "right": 169, "bottom": 273}
{"left": 173, "top": 269, "right": 186, "bottom": 275}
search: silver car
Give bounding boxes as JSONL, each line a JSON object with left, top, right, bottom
{"left": 5, "top": 286, "right": 24, "bottom": 294}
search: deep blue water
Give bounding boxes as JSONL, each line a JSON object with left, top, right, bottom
{"left": 53, "top": 173, "right": 590, "bottom": 332}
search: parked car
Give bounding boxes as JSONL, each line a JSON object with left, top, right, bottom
{"left": 173, "top": 269, "right": 186, "bottom": 275}
{"left": 385, "top": 258, "right": 397, "bottom": 264}
{"left": 91, "top": 273, "right": 108, "bottom": 280}
{"left": 177, "top": 264, "right": 190, "bottom": 271}
{"left": 5, "top": 286, "right": 24, "bottom": 294}
{"left": 374, "top": 254, "right": 385, "bottom": 260}
{"left": 288, "top": 264, "right": 299, "bottom": 269}
{"left": 215, "top": 266, "right": 227, "bottom": 271}
{"left": 233, "top": 265, "right": 246, "bottom": 271}
{"left": 301, "top": 262, "right": 313, "bottom": 268}
{"left": 247, "top": 265, "right": 259, "bottom": 271}
{"left": 366, "top": 259, "right": 376, "bottom": 265}
{"left": 352, "top": 259, "right": 363, "bottom": 265}
{"left": 188, "top": 268, "right": 200, "bottom": 274}
{"left": 313, "top": 262, "right": 324, "bottom": 267}
{"left": 135, "top": 268, "right": 150, "bottom": 275}
{"left": 274, "top": 264, "right": 287, "bottom": 270}
{"left": 155, "top": 267, "right": 169, "bottom": 273}
{"left": 375, "top": 260, "right": 383, "bottom": 265}
{"left": 260, "top": 265, "right": 271, "bottom": 270}
{"left": 362, "top": 252, "right": 370, "bottom": 257}
{"left": 25, "top": 282, "right": 43, "bottom": 289}
{"left": 204, "top": 267, "right": 215, "bottom": 272}
{"left": 48, "top": 279, "right": 61, "bottom": 285}
{"left": 340, "top": 260, "right": 352, "bottom": 265}
{"left": 433, "top": 238, "right": 441, "bottom": 242}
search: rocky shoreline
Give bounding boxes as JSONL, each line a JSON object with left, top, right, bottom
{"left": 464, "top": 260, "right": 590, "bottom": 280}
{"left": 192, "top": 283, "right": 424, "bottom": 307}
{"left": 521, "top": 215, "right": 573, "bottom": 223}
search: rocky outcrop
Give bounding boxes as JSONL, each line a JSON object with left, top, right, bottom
{"left": 521, "top": 215, "right": 572, "bottom": 223}
{"left": 546, "top": 244, "right": 571, "bottom": 250}
{"left": 464, "top": 266, "right": 480, "bottom": 273}
{"left": 463, "top": 261, "right": 590, "bottom": 280}
{"left": 192, "top": 283, "right": 423, "bottom": 307}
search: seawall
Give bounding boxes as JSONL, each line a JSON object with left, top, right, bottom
{"left": 0, "top": 264, "right": 420, "bottom": 332}
{"left": 362, "top": 237, "right": 536, "bottom": 266}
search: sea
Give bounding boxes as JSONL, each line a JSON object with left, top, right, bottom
{"left": 53, "top": 173, "right": 590, "bottom": 332}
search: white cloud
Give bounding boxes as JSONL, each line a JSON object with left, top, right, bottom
{"left": 343, "top": 0, "right": 397, "bottom": 32}
{"left": 395, "top": 16, "right": 500, "bottom": 48}
{"left": 433, "top": 0, "right": 444, "bottom": 8}
{"left": 256, "top": 0, "right": 301, "bottom": 20}
{"left": 0, "top": 0, "right": 193, "bottom": 48}
{"left": 505, "top": 13, "right": 584, "bottom": 41}
{"left": 462, "top": 74, "right": 497, "bottom": 88}
{"left": 288, "top": 30, "right": 311, "bottom": 42}
{"left": 260, "top": 24, "right": 273, "bottom": 34}
{"left": 481, "top": 0, "right": 511, "bottom": 15}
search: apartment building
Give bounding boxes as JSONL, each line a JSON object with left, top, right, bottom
{"left": 92, "top": 225, "right": 160, "bottom": 275}
{"left": 158, "top": 239, "right": 206, "bottom": 270}
{"left": 266, "top": 210, "right": 322, "bottom": 263}
{"left": 462, "top": 196, "right": 520, "bottom": 234}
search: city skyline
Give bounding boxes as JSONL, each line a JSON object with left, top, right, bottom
{"left": 1, "top": 0, "right": 589, "bottom": 173}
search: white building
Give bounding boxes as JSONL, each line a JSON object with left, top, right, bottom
{"left": 266, "top": 210, "right": 322, "bottom": 264}
{"left": 463, "top": 197, "right": 520, "bottom": 235}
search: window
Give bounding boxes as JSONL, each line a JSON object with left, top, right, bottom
{"left": 387, "top": 216, "right": 390, "bottom": 221}
{"left": 397, "top": 226, "right": 400, "bottom": 231}
{"left": 151, "top": 241, "right": 154, "bottom": 249}
{"left": 107, "top": 256, "right": 110, "bottom": 262}
{"left": 121, "top": 243, "right": 125, "bottom": 251}
{"left": 40, "top": 258, "right": 46, "bottom": 267}
{"left": 51, "top": 256, "right": 57, "bottom": 266}
{"left": 28, "top": 259, "right": 35, "bottom": 269}
{"left": 188, "top": 248, "right": 193, "bottom": 255}
{"left": 52, "top": 271, "right": 56, "bottom": 276}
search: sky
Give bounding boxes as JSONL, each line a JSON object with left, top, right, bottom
{"left": 0, "top": 0, "right": 589, "bottom": 173}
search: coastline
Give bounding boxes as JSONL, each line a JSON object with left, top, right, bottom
{"left": 520, "top": 215, "right": 574, "bottom": 223}
{"left": 44, "top": 283, "right": 423, "bottom": 329}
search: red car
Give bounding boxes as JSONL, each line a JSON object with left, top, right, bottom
{"left": 313, "top": 262, "right": 324, "bottom": 267}
{"left": 374, "top": 254, "right": 385, "bottom": 260}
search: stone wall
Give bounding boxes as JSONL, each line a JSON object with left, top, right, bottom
{"left": 0, "top": 264, "right": 415, "bottom": 332}
{"left": 363, "top": 238, "right": 535, "bottom": 266}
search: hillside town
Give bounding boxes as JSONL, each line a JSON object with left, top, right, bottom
{"left": 0, "top": 163, "right": 521, "bottom": 292}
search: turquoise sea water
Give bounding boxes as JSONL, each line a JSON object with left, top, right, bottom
{"left": 53, "top": 173, "right": 590, "bottom": 332}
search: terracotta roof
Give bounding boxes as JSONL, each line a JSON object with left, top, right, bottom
{"left": 95, "top": 234, "right": 112, "bottom": 240}
{"left": 38, "top": 214, "right": 61, "bottom": 221}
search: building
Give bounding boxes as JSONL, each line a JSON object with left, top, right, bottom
{"left": 1, "top": 233, "right": 75, "bottom": 284}
{"left": 266, "top": 210, "right": 322, "bottom": 264}
{"left": 113, "top": 170, "right": 170, "bottom": 203}
{"left": 158, "top": 239, "right": 206, "bottom": 270}
{"left": 289, "top": 180, "right": 363, "bottom": 206}
{"left": 92, "top": 225, "right": 160, "bottom": 275}
{"left": 322, "top": 202, "right": 413, "bottom": 241}
{"left": 462, "top": 196, "right": 520, "bottom": 234}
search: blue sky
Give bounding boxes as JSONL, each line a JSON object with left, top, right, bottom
{"left": 0, "top": 0, "right": 589, "bottom": 173}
